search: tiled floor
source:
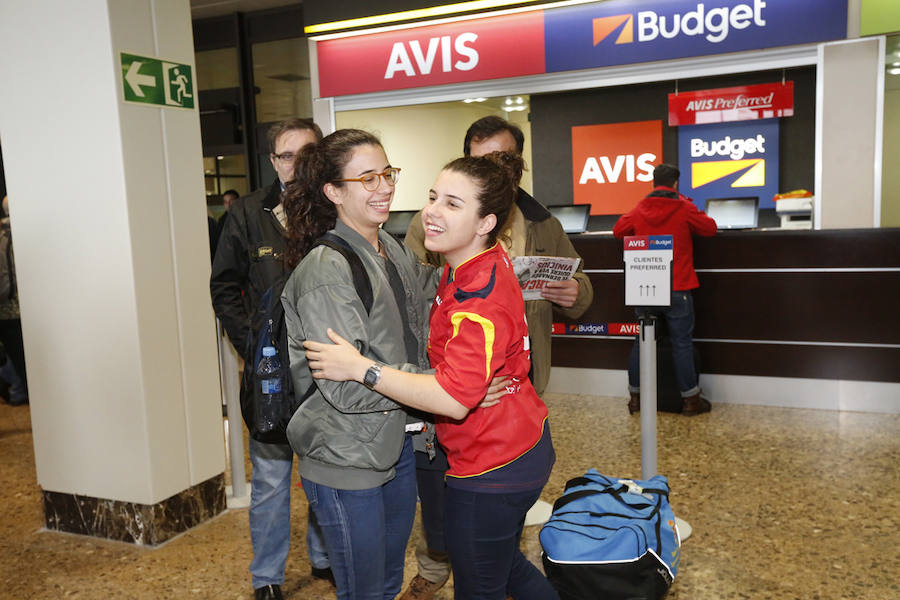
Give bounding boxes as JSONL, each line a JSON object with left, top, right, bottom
{"left": 1, "top": 394, "right": 897, "bottom": 599}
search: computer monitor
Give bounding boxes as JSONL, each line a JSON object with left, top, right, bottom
{"left": 381, "top": 210, "right": 418, "bottom": 237}
{"left": 704, "top": 197, "right": 759, "bottom": 230}
{"left": 547, "top": 204, "right": 591, "bottom": 234}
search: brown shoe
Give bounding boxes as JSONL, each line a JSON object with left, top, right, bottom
{"left": 628, "top": 392, "right": 640, "bottom": 415}
{"left": 398, "top": 574, "right": 444, "bottom": 600}
{"left": 682, "top": 393, "right": 711, "bottom": 416}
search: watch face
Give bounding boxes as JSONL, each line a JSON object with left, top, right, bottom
{"left": 364, "top": 365, "right": 380, "bottom": 388}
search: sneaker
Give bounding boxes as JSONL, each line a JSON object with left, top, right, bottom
{"left": 311, "top": 566, "right": 336, "bottom": 587}
{"left": 398, "top": 574, "right": 444, "bottom": 600}
{"left": 254, "top": 584, "right": 284, "bottom": 600}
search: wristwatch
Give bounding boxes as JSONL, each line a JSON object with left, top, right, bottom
{"left": 363, "top": 363, "right": 382, "bottom": 390}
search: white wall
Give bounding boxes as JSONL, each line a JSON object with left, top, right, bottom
{"left": 0, "top": 0, "right": 224, "bottom": 504}
{"left": 336, "top": 102, "right": 534, "bottom": 212}
{"left": 818, "top": 38, "right": 882, "bottom": 228}
{"left": 882, "top": 88, "right": 900, "bottom": 226}
{"left": 548, "top": 367, "right": 900, "bottom": 414}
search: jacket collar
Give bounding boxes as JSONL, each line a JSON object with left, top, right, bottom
{"left": 333, "top": 219, "right": 386, "bottom": 258}
{"left": 262, "top": 179, "right": 283, "bottom": 211}
{"left": 516, "top": 187, "right": 551, "bottom": 222}
{"left": 646, "top": 186, "right": 681, "bottom": 200}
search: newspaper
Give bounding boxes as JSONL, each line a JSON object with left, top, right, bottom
{"left": 512, "top": 256, "right": 581, "bottom": 301}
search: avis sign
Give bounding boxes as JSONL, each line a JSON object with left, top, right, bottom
{"left": 624, "top": 235, "right": 673, "bottom": 307}
{"left": 316, "top": 11, "right": 545, "bottom": 97}
{"left": 120, "top": 53, "right": 194, "bottom": 109}
{"left": 572, "top": 120, "right": 662, "bottom": 215}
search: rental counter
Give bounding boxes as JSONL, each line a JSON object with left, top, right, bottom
{"left": 553, "top": 227, "right": 900, "bottom": 387}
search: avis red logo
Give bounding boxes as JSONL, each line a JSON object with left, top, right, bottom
{"left": 384, "top": 33, "right": 479, "bottom": 79}
{"left": 626, "top": 238, "right": 647, "bottom": 249}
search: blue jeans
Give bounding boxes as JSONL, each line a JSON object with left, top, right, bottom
{"left": 248, "top": 439, "right": 329, "bottom": 588}
{"left": 445, "top": 486, "right": 560, "bottom": 600}
{"left": 302, "top": 435, "right": 417, "bottom": 600}
{"left": 628, "top": 290, "right": 700, "bottom": 398}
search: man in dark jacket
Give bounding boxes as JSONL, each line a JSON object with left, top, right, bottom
{"left": 211, "top": 118, "right": 330, "bottom": 600}
{"left": 613, "top": 164, "right": 717, "bottom": 416}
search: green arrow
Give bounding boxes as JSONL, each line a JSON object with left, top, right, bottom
{"left": 125, "top": 61, "right": 156, "bottom": 97}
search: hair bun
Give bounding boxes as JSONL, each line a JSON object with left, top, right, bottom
{"left": 480, "top": 151, "right": 524, "bottom": 192}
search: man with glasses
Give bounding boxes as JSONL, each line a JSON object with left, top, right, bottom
{"left": 211, "top": 118, "right": 332, "bottom": 600}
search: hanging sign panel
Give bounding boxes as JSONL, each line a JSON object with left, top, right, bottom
{"left": 544, "top": 0, "right": 847, "bottom": 73}
{"left": 678, "top": 118, "right": 780, "bottom": 210}
{"left": 624, "top": 235, "right": 673, "bottom": 307}
{"left": 668, "top": 82, "right": 794, "bottom": 125}
{"left": 316, "top": 11, "right": 545, "bottom": 97}
{"left": 571, "top": 120, "right": 662, "bottom": 216}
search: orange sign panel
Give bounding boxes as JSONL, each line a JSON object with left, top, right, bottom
{"left": 571, "top": 120, "right": 662, "bottom": 215}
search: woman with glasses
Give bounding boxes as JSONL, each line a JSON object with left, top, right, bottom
{"left": 304, "top": 152, "right": 559, "bottom": 600}
{"left": 280, "top": 129, "right": 434, "bottom": 600}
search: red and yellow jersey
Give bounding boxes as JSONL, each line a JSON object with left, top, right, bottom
{"left": 429, "top": 244, "right": 549, "bottom": 479}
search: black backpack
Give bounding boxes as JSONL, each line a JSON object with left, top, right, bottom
{"left": 242, "top": 232, "right": 374, "bottom": 444}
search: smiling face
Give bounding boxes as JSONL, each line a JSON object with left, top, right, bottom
{"left": 422, "top": 169, "right": 496, "bottom": 268}
{"left": 324, "top": 144, "right": 394, "bottom": 242}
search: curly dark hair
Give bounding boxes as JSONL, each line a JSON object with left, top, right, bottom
{"left": 283, "top": 129, "right": 383, "bottom": 268}
{"left": 442, "top": 151, "right": 524, "bottom": 247}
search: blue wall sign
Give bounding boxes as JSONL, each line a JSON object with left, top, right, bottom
{"left": 544, "top": 0, "right": 847, "bottom": 72}
{"left": 677, "top": 119, "right": 780, "bottom": 210}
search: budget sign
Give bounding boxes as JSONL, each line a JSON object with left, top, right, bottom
{"left": 678, "top": 118, "right": 779, "bottom": 210}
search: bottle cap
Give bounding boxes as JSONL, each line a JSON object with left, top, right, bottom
{"left": 262, "top": 346, "right": 276, "bottom": 357}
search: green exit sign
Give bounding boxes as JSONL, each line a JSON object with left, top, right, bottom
{"left": 120, "top": 52, "right": 195, "bottom": 109}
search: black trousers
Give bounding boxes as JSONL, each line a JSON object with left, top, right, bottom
{"left": 0, "top": 318, "right": 27, "bottom": 392}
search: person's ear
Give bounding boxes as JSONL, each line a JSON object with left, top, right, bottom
{"left": 323, "top": 182, "right": 342, "bottom": 205}
{"left": 477, "top": 213, "right": 497, "bottom": 237}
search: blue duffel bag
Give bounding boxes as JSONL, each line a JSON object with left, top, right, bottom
{"left": 539, "top": 469, "right": 681, "bottom": 600}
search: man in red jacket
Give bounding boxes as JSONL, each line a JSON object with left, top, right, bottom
{"left": 613, "top": 164, "right": 717, "bottom": 416}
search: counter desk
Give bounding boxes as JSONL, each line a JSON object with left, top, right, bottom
{"left": 553, "top": 228, "right": 900, "bottom": 394}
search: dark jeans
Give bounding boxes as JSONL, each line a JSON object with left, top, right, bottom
{"left": 445, "top": 485, "right": 560, "bottom": 600}
{"left": 628, "top": 290, "right": 700, "bottom": 398}
{"left": 302, "top": 435, "right": 417, "bottom": 600}
{"left": 417, "top": 463, "right": 448, "bottom": 555}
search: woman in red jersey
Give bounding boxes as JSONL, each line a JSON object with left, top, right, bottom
{"left": 304, "top": 152, "right": 559, "bottom": 600}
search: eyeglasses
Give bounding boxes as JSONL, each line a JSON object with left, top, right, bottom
{"left": 272, "top": 152, "right": 297, "bottom": 163}
{"left": 334, "top": 167, "right": 401, "bottom": 192}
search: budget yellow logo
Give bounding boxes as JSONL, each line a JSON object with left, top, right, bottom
{"left": 692, "top": 159, "right": 765, "bottom": 188}
{"left": 593, "top": 15, "right": 634, "bottom": 45}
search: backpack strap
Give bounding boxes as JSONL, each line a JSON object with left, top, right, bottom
{"left": 313, "top": 232, "right": 374, "bottom": 315}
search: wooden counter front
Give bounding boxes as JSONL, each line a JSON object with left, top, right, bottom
{"left": 553, "top": 228, "right": 900, "bottom": 383}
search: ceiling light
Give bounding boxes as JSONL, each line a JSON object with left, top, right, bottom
{"left": 516, "top": 97, "right": 523, "bottom": 104}
{"left": 889, "top": 67, "right": 900, "bottom": 76}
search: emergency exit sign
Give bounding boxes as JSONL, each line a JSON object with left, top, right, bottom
{"left": 120, "top": 52, "right": 195, "bottom": 109}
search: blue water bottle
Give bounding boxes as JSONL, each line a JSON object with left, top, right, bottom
{"left": 256, "top": 345, "right": 282, "bottom": 433}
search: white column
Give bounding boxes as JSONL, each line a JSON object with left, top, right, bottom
{"left": 0, "top": 0, "right": 223, "bottom": 510}
{"left": 815, "top": 37, "right": 884, "bottom": 229}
